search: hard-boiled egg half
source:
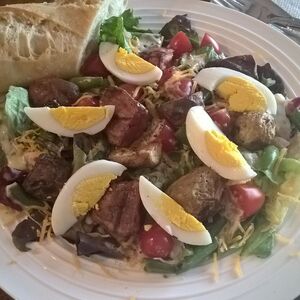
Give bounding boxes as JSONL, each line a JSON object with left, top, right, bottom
{"left": 24, "top": 106, "right": 115, "bottom": 137}
{"left": 99, "top": 42, "right": 162, "bottom": 85}
{"left": 139, "top": 176, "right": 212, "bottom": 246}
{"left": 195, "top": 67, "right": 277, "bottom": 115}
{"left": 186, "top": 106, "right": 256, "bottom": 181}
{"left": 51, "top": 160, "right": 126, "bottom": 235}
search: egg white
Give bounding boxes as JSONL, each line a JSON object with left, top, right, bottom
{"left": 186, "top": 106, "right": 257, "bottom": 181}
{"left": 194, "top": 67, "right": 277, "bottom": 115}
{"left": 51, "top": 160, "right": 126, "bottom": 236}
{"left": 139, "top": 176, "right": 212, "bottom": 246}
{"left": 99, "top": 42, "right": 163, "bottom": 85}
{"left": 24, "top": 105, "right": 115, "bottom": 137}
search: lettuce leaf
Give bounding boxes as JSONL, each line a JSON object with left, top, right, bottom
{"left": 257, "top": 63, "right": 285, "bottom": 95}
{"left": 72, "top": 133, "right": 109, "bottom": 173}
{"left": 206, "top": 55, "right": 257, "bottom": 78}
{"left": 241, "top": 214, "right": 275, "bottom": 258}
{"left": 180, "top": 46, "right": 221, "bottom": 71}
{"left": 100, "top": 15, "right": 131, "bottom": 51}
{"left": 4, "top": 86, "right": 31, "bottom": 135}
{"left": 99, "top": 9, "right": 150, "bottom": 51}
{"left": 254, "top": 145, "right": 280, "bottom": 183}
{"left": 121, "top": 9, "right": 140, "bottom": 30}
{"left": 159, "top": 14, "right": 200, "bottom": 48}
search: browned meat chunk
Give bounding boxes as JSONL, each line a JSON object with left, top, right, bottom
{"left": 166, "top": 167, "right": 225, "bottom": 220}
{"left": 108, "top": 120, "right": 165, "bottom": 168}
{"left": 233, "top": 112, "right": 276, "bottom": 150}
{"left": 89, "top": 181, "right": 144, "bottom": 242}
{"left": 100, "top": 87, "right": 149, "bottom": 146}
{"left": 22, "top": 154, "right": 72, "bottom": 203}
{"left": 109, "top": 143, "right": 162, "bottom": 168}
{"left": 29, "top": 77, "right": 80, "bottom": 107}
{"left": 141, "top": 47, "right": 174, "bottom": 70}
{"left": 158, "top": 92, "right": 205, "bottom": 128}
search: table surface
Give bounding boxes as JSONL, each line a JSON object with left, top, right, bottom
{"left": 0, "top": 0, "right": 299, "bottom": 299}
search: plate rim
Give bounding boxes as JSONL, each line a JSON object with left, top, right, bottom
{"left": 1, "top": 1, "right": 300, "bottom": 299}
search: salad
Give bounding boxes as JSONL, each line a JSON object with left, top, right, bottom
{"left": 0, "top": 10, "right": 300, "bottom": 275}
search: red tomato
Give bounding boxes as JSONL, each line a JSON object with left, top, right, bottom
{"left": 208, "top": 108, "right": 231, "bottom": 133}
{"left": 139, "top": 224, "right": 174, "bottom": 258}
{"left": 159, "top": 67, "right": 175, "bottom": 86}
{"left": 159, "top": 123, "right": 177, "bottom": 153}
{"left": 229, "top": 183, "right": 265, "bottom": 219}
{"left": 73, "top": 95, "right": 99, "bottom": 107}
{"left": 200, "top": 33, "right": 221, "bottom": 54}
{"left": 80, "top": 53, "right": 110, "bottom": 77}
{"left": 167, "top": 31, "right": 193, "bottom": 58}
{"left": 119, "top": 83, "right": 143, "bottom": 100}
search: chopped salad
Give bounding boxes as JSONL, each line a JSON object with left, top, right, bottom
{"left": 0, "top": 10, "right": 300, "bottom": 275}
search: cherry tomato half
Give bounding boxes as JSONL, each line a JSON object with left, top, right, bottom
{"left": 167, "top": 31, "right": 193, "bottom": 58}
{"left": 200, "top": 33, "right": 221, "bottom": 54}
{"left": 229, "top": 183, "right": 265, "bottom": 219}
{"left": 139, "top": 224, "right": 174, "bottom": 258}
{"left": 80, "top": 53, "right": 110, "bottom": 77}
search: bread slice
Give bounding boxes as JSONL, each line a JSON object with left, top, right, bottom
{"left": 0, "top": 0, "right": 125, "bottom": 93}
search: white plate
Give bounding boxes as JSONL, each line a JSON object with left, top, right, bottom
{"left": 1, "top": 1, "right": 300, "bottom": 299}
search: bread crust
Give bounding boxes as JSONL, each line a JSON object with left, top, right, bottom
{"left": 0, "top": 0, "right": 124, "bottom": 93}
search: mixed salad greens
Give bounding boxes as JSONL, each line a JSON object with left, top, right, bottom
{"left": 0, "top": 10, "right": 299, "bottom": 276}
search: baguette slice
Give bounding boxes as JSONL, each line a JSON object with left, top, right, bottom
{"left": 0, "top": 0, "right": 125, "bottom": 93}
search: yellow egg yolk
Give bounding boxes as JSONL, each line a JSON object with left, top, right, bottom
{"left": 50, "top": 107, "right": 107, "bottom": 130}
{"left": 216, "top": 77, "right": 267, "bottom": 112}
{"left": 160, "top": 194, "right": 206, "bottom": 232}
{"left": 205, "top": 130, "right": 245, "bottom": 167}
{"left": 72, "top": 174, "right": 117, "bottom": 217}
{"left": 115, "top": 48, "right": 155, "bottom": 74}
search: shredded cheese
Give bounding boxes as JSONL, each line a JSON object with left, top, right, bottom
{"left": 276, "top": 233, "right": 292, "bottom": 245}
{"left": 233, "top": 255, "right": 243, "bottom": 278}
{"left": 211, "top": 252, "right": 219, "bottom": 282}
{"left": 97, "top": 262, "right": 115, "bottom": 278}
{"left": 107, "top": 75, "right": 115, "bottom": 87}
{"left": 289, "top": 251, "right": 300, "bottom": 257}
{"left": 133, "top": 86, "right": 142, "bottom": 99}
{"left": 72, "top": 253, "right": 81, "bottom": 271}
{"left": 39, "top": 217, "right": 50, "bottom": 242}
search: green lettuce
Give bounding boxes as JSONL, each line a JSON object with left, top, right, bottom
{"left": 72, "top": 133, "right": 109, "bottom": 173}
{"left": 4, "top": 86, "right": 31, "bottom": 135}
{"left": 99, "top": 9, "right": 151, "bottom": 51}
{"left": 159, "top": 14, "right": 199, "bottom": 48}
